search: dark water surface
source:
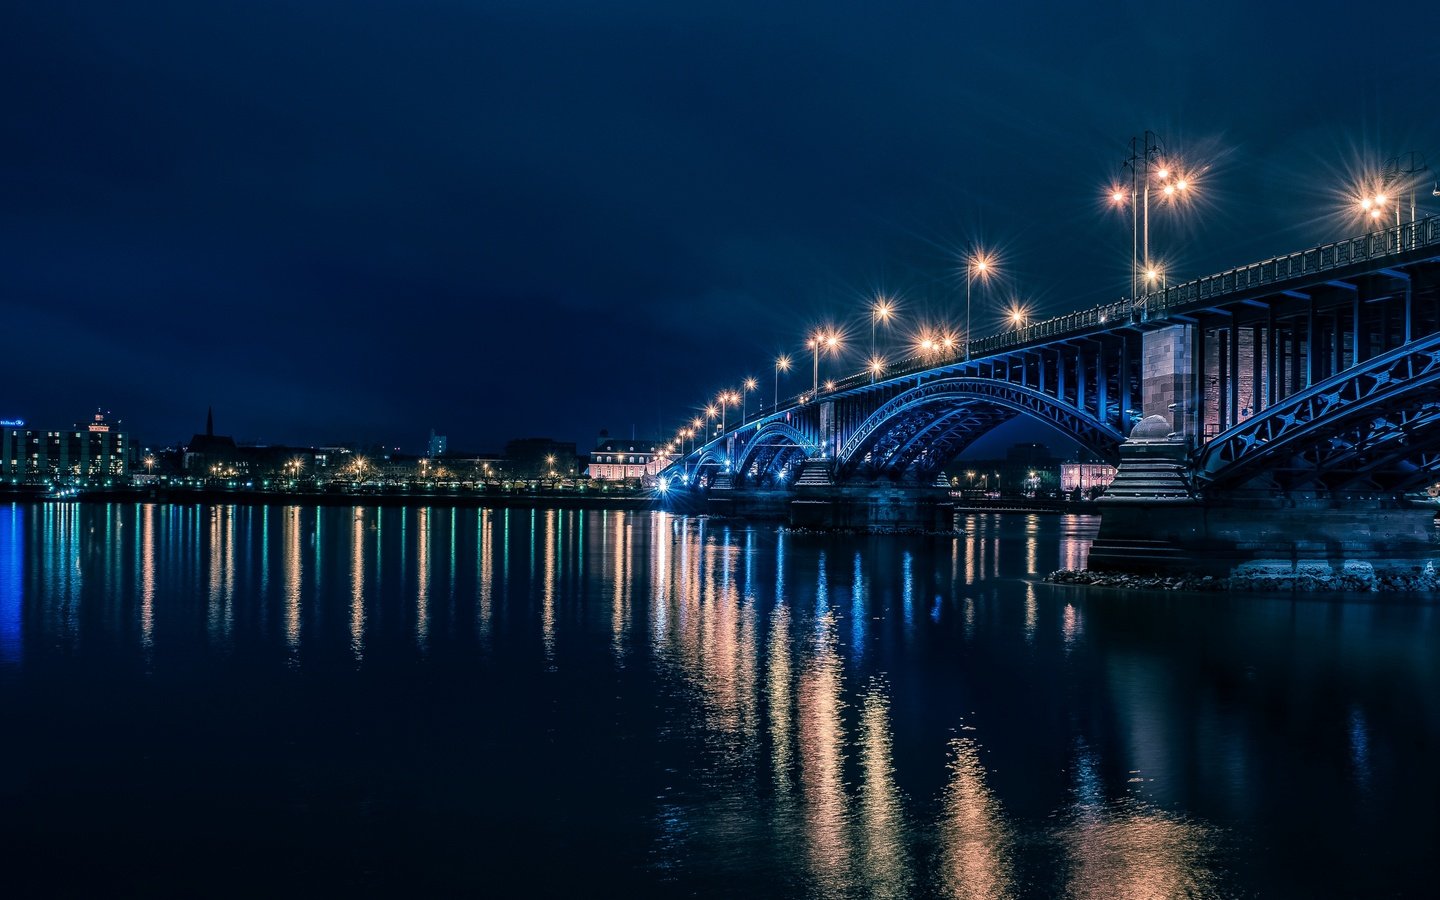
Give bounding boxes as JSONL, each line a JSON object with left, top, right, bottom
{"left": 1, "top": 502, "right": 1437, "bottom": 897}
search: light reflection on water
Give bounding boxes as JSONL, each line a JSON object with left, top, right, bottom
{"left": 2, "top": 502, "right": 1439, "bottom": 897}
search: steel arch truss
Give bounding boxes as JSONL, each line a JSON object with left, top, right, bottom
{"left": 734, "top": 422, "right": 819, "bottom": 487}
{"left": 837, "top": 377, "right": 1125, "bottom": 480}
{"left": 854, "top": 404, "right": 1019, "bottom": 482}
{"left": 1197, "top": 333, "right": 1440, "bottom": 492}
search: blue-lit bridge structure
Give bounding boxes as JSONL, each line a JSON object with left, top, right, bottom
{"left": 663, "top": 218, "right": 1440, "bottom": 573}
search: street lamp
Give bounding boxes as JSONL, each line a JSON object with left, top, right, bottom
{"left": 1006, "top": 303, "right": 1030, "bottom": 330}
{"left": 809, "top": 329, "right": 842, "bottom": 397}
{"left": 966, "top": 252, "right": 994, "bottom": 358}
{"left": 706, "top": 404, "right": 720, "bottom": 437}
{"left": 774, "top": 354, "right": 791, "bottom": 410}
{"left": 717, "top": 391, "right": 740, "bottom": 433}
{"left": 1117, "top": 132, "right": 1190, "bottom": 304}
{"left": 871, "top": 298, "right": 894, "bottom": 373}
{"left": 868, "top": 356, "right": 886, "bottom": 379}
{"left": 742, "top": 377, "right": 757, "bottom": 422}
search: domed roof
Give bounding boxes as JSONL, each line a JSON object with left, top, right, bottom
{"left": 1128, "top": 414, "right": 1175, "bottom": 441}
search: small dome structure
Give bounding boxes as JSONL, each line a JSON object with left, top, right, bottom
{"left": 1127, "top": 414, "right": 1176, "bottom": 442}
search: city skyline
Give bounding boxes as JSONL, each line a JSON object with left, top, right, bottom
{"left": 5, "top": 2, "right": 1437, "bottom": 450}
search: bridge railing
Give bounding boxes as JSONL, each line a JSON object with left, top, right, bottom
{"left": 1144, "top": 216, "right": 1440, "bottom": 317}
{"left": 968, "top": 297, "right": 1135, "bottom": 356}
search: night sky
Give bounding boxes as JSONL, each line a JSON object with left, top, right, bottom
{"left": 5, "top": 1, "right": 1438, "bottom": 453}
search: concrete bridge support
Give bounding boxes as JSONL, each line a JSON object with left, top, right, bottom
{"left": 1090, "top": 415, "right": 1438, "bottom": 577}
{"left": 702, "top": 458, "right": 955, "bottom": 530}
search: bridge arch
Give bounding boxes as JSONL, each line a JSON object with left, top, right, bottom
{"left": 733, "top": 421, "right": 819, "bottom": 487}
{"left": 837, "top": 377, "right": 1125, "bottom": 481}
{"left": 1196, "top": 333, "right": 1440, "bottom": 493}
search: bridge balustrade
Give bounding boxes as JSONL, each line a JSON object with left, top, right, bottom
{"left": 1145, "top": 217, "right": 1440, "bottom": 317}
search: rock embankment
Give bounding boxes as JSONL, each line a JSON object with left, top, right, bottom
{"left": 1045, "top": 568, "right": 1440, "bottom": 593}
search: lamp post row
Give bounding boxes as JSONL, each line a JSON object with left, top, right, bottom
{"left": 667, "top": 136, "right": 1433, "bottom": 467}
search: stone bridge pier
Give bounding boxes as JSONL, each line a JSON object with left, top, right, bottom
{"left": 1090, "top": 326, "right": 1440, "bottom": 578}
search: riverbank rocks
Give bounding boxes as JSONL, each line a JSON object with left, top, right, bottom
{"left": 1045, "top": 567, "right": 1440, "bottom": 593}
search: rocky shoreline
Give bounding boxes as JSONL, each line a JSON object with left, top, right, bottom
{"left": 1046, "top": 567, "right": 1440, "bottom": 593}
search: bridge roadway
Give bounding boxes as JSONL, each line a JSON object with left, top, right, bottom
{"left": 664, "top": 217, "right": 1440, "bottom": 576}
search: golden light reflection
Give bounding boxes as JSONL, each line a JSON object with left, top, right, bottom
{"left": 140, "top": 503, "right": 155, "bottom": 654}
{"left": 1063, "top": 602, "right": 1083, "bottom": 650}
{"left": 611, "top": 511, "right": 627, "bottom": 663}
{"left": 1061, "top": 745, "right": 1219, "bottom": 899}
{"left": 1024, "top": 582, "right": 1038, "bottom": 645}
{"left": 1024, "top": 514, "right": 1039, "bottom": 574}
{"left": 963, "top": 516, "right": 977, "bottom": 584}
{"left": 207, "top": 507, "right": 223, "bottom": 642}
{"left": 350, "top": 509, "right": 366, "bottom": 664}
{"left": 1059, "top": 514, "right": 1089, "bottom": 572}
{"left": 542, "top": 508, "right": 557, "bottom": 669}
{"left": 283, "top": 506, "right": 302, "bottom": 661}
{"left": 768, "top": 603, "right": 794, "bottom": 800}
{"left": 857, "top": 684, "right": 911, "bottom": 898}
{"left": 799, "top": 610, "right": 851, "bottom": 891}
{"left": 416, "top": 507, "right": 431, "bottom": 652}
{"left": 478, "top": 509, "right": 493, "bottom": 648}
{"left": 937, "top": 736, "right": 1015, "bottom": 899}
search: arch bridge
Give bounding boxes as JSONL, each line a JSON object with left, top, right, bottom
{"left": 666, "top": 218, "right": 1440, "bottom": 569}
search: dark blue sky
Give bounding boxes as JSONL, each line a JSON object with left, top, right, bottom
{"left": 4, "top": 1, "right": 1437, "bottom": 452}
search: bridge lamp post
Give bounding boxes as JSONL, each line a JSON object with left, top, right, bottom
{"left": 869, "top": 357, "right": 886, "bottom": 380}
{"left": 774, "top": 355, "right": 792, "bottom": 410}
{"left": 742, "top": 377, "right": 757, "bottom": 422}
{"left": 871, "top": 299, "right": 894, "bottom": 375}
{"left": 715, "top": 393, "right": 735, "bottom": 434}
{"left": 966, "top": 254, "right": 993, "bottom": 359}
{"left": 810, "top": 329, "right": 842, "bottom": 397}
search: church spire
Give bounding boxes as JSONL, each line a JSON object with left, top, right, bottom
{"left": 206, "top": 406, "right": 213, "bottom": 438}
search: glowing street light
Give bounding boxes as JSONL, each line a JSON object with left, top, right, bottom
{"left": 774, "top": 354, "right": 792, "bottom": 410}
{"left": 1006, "top": 304, "right": 1029, "bottom": 329}
{"left": 809, "top": 329, "right": 843, "bottom": 397}
{"left": 966, "top": 252, "right": 994, "bottom": 359}
{"left": 871, "top": 298, "right": 895, "bottom": 375}
{"left": 1116, "top": 131, "right": 1192, "bottom": 304}
{"left": 144, "top": 455, "right": 156, "bottom": 475}
{"left": 716, "top": 390, "right": 740, "bottom": 433}
{"left": 868, "top": 356, "right": 886, "bottom": 379}
{"left": 742, "top": 377, "right": 757, "bottom": 422}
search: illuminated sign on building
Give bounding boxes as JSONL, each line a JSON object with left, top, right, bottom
{"left": 0, "top": 420, "right": 23, "bottom": 427}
